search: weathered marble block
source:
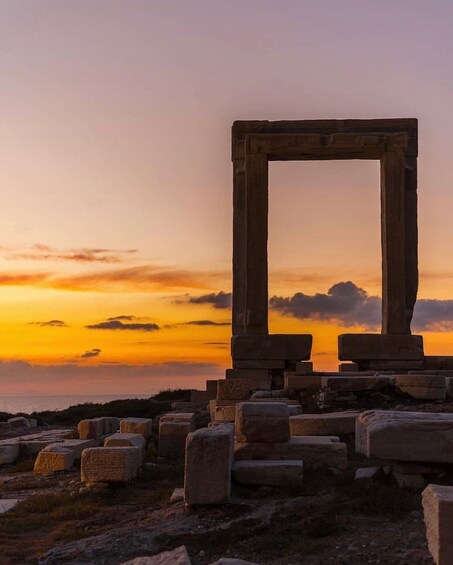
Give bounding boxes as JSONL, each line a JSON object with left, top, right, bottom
{"left": 356, "top": 410, "right": 453, "bottom": 463}
{"left": 217, "top": 379, "right": 255, "bottom": 400}
{"left": 290, "top": 412, "right": 359, "bottom": 436}
{"left": 120, "top": 417, "right": 153, "bottom": 441}
{"left": 184, "top": 426, "right": 234, "bottom": 505}
{"left": 394, "top": 374, "right": 446, "bottom": 388}
{"left": 105, "top": 433, "right": 146, "bottom": 464}
{"left": 423, "top": 484, "right": 453, "bottom": 564}
{"left": 234, "top": 436, "right": 347, "bottom": 471}
{"left": 81, "top": 447, "right": 140, "bottom": 483}
{"left": 284, "top": 374, "right": 323, "bottom": 392}
{"left": 7, "top": 417, "right": 29, "bottom": 429}
{"left": 160, "top": 412, "right": 196, "bottom": 430}
{"left": 45, "top": 439, "right": 96, "bottom": 460}
{"left": 78, "top": 418, "right": 105, "bottom": 439}
{"left": 232, "top": 460, "right": 303, "bottom": 486}
{"left": 159, "top": 421, "right": 192, "bottom": 459}
{"left": 34, "top": 446, "right": 75, "bottom": 474}
{"left": 0, "top": 443, "right": 20, "bottom": 465}
{"left": 235, "top": 402, "right": 289, "bottom": 443}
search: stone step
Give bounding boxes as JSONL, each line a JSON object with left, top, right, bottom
{"left": 290, "top": 412, "right": 359, "bottom": 436}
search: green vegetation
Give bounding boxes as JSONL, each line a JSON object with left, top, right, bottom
{"left": 16, "top": 388, "right": 192, "bottom": 427}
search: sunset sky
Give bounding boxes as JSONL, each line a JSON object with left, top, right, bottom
{"left": 2, "top": 1, "right": 453, "bottom": 395}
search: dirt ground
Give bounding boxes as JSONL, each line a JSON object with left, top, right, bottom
{"left": 0, "top": 443, "right": 436, "bottom": 565}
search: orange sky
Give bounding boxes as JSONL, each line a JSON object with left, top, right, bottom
{"left": 1, "top": 1, "right": 453, "bottom": 395}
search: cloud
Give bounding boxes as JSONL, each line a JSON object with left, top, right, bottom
{"left": 176, "top": 320, "right": 230, "bottom": 327}
{"left": 270, "top": 281, "right": 453, "bottom": 332}
{"left": 86, "top": 319, "right": 160, "bottom": 332}
{"left": 270, "top": 281, "right": 381, "bottom": 329}
{"left": 107, "top": 315, "right": 137, "bottom": 321}
{"left": 179, "top": 291, "right": 232, "bottom": 309}
{"left": 80, "top": 348, "right": 101, "bottom": 359}
{"left": 6, "top": 244, "right": 138, "bottom": 264}
{"left": 0, "top": 264, "right": 227, "bottom": 293}
{"left": 30, "top": 319, "right": 67, "bottom": 327}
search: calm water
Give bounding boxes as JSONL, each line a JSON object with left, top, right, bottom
{"left": 0, "top": 394, "right": 154, "bottom": 415}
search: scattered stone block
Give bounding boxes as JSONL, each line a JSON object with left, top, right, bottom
{"left": 235, "top": 402, "right": 289, "bottom": 443}
{"left": 210, "top": 401, "right": 236, "bottom": 422}
{"left": 356, "top": 410, "right": 453, "bottom": 463}
{"left": 120, "top": 417, "right": 153, "bottom": 441}
{"left": 398, "top": 387, "right": 446, "bottom": 400}
{"left": 184, "top": 426, "right": 234, "bottom": 505}
{"left": 78, "top": 418, "right": 104, "bottom": 440}
{"left": 290, "top": 412, "right": 359, "bottom": 436}
{"left": 338, "top": 333, "right": 424, "bottom": 361}
{"left": 394, "top": 374, "right": 446, "bottom": 388}
{"left": 120, "top": 545, "right": 191, "bottom": 564}
{"left": 105, "top": 433, "right": 146, "bottom": 464}
{"left": 45, "top": 439, "right": 96, "bottom": 460}
{"left": 0, "top": 499, "right": 20, "bottom": 514}
{"left": 232, "top": 334, "right": 312, "bottom": 360}
{"left": 218, "top": 379, "right": 254, "bottom": 400}
{"left": 170, "top": 488, "right": 184, "bottom": 504}
{"left": 423, "top": 484, "right": 453, "bottom": 565}
{"left": 322, "top": 376, "right": 391, "bottom": 392}
{"left": 34, "top": 446, "right": 75, "bottom": 474}
{"left": 81, "top": 447, "right": 140, "bottom": 484}
{"left": 0, "top": 422, "right": 10, "bottom": 431}
{"left": 355, "top": 467, "right": 381, "bottom": 480}
{"left": 232, "top": 460, "right": 303, "bottom": 486}
{"left": 234, "top": 436, "right": 347, "bottom": 470}
{"left": 7, "top": 417, "right": 29, "bottom": 429}
{"left": 159, "top": 421, "right": 192, "bottom": 459}
{"left": 160, "top": 413, "right": 196, "bottom": 430}
{"left": 0, "top": 443, "right": 20, "bottom": 465}
{"left": 27, "top": 419, "right": 38, "bottom": 428}
{"left": 392, "top": 470, "right": 426, "bottom": 490}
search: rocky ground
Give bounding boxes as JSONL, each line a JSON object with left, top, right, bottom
{"left": 0, "top": 432, "right": 437, "bottom": 565}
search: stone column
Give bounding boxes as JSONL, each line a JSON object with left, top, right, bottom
{"left": 404, "top": 156, "right": 418, "bottom": 332}
{"left": 244, "top": 153, "right": 269, "bottom": 334}
{"left": 380, "top": 149, "right": 408, "bottom": 334}
{"left": 232, "top": 158, "right": 246, "bottom": 336}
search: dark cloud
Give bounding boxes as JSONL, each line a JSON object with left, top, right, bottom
{"left": 80, "top": 348, "right": 101, "bottom": 359}
{"left": 180, "top": 291, "right": 232, "bottom": 309}
{"left": 180, "top": 320, "right": 230, "bottom": 327}
{"left": 7, "top": 244, "right": 138, "bottom": 264}
{"left": 270, "top": 281, "right": 381, "bottom": 329}
{"left": 270, "top": 281, "right": 453, "bottom": 333}
{"left": 86, "top": 320, "right": 160, "bottom": 332}
{"left": 107, "top": 315, "right": 137, "bottom": 322}
{"left": 30, "top": 320, "right": 67, "bottom": 327}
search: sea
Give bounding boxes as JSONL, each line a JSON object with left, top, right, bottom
{"left": 0, "top": 394, "right": 154, "bottom": 415}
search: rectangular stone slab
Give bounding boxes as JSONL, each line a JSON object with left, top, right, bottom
{"left": 322, "top": 376, "right": 392, "bottom": 392}
{"left": 290, "top": 412, "right": 359, "bottom": 436}
{"left": 217, "top": 379, "right": 255, "bottom": 400}
{"left": 81, "top": 447, "right": 140, "bottom": 483}
{"left": 397, "top": 386, "right": 446, "bottom": 400}
{"left": 104, "top": 433, "right": 146, "bottom": 463}
{"left": 284, "top": 374, "right": 323, "bottom": 391}
{"left": 34, "top": 447, "right": 74, "bottom": 475}
{"left": 184, "top": 426, "right": 234, "bottom": 505}
{"left": 159, "top": 421, "right": 192, "bottom": 459}
{"left": 423, "top": 484, "right": 453, "bottom": 565}
{"left": 234, "top": 436, "right": 347, "bottom": 470}
{"left": 356, "top": 410, "right": 453, "bottom": 463}
{"left": 231, "top": 334, "right": 312, "bottom": 360}
{"left": 120, "top": 418, "right": 153, "bottom": 440}
{"left": 235, "top": 402, "right": 290, "bottom": 443}
{"left": 338, "top": 334, "right": 424, "bottom": 361}
{"left": 394, "top": 375, "right": 446, "bottom": 388}
{"left": 232, "top": 460, "right": 303, "bottom": 486}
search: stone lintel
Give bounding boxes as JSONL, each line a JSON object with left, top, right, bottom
{"left": 232, "top": 334, "right": 312, "bottom": 361}
{"left": 338, "top": 333, "right": 424, "bottom": 361}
